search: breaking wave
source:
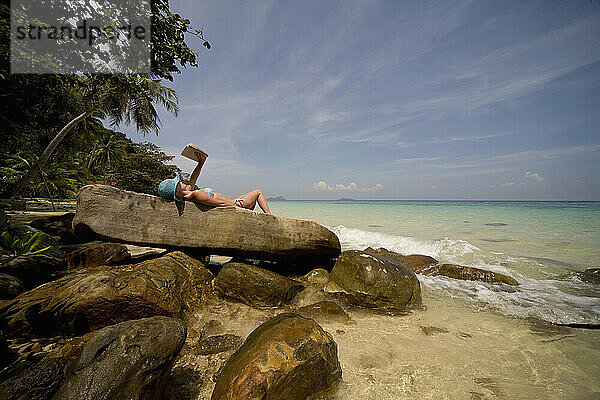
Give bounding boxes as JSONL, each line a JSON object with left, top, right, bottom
{"left": 329, "top": 225, "right": 600, "bottom": 325}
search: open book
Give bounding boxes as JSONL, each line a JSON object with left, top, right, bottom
{"left": 181, "top": 143, "right": 208, "bottom": 162}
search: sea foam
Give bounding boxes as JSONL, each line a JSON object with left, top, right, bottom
{"left": 329, "top": 225, "right": 600, "bottom": 325}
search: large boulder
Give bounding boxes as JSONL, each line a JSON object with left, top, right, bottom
{"left": 0, "top": 252, "right": 213, "bottom": 339}
{"left": 53, "top": 316, "right": 186, "bottom": 400}
{"left": 214, "top": 262, "right": 304, "bottom": 307}
{"left": 212, "top": 313, "right": 342, "bottom": 400}
{"left": 364, "top": 247, "right": 519, "bottom": 286}
{"left": 72, "top": 185, "right": 340, "bottom": 263}
{"left": 0, "top": 316, "right": 186, "bottom": 400}
{"left": 325, "top": 250, "right": 422, "bottom": 311}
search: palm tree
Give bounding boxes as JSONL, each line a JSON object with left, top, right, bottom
{"left": 9, "top": 74, "right": 178, "bottom": 197}
{"left": 88, "top": 131, "right": 127, "bottom": 182}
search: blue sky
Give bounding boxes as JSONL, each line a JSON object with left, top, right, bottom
{"left": 124, "top": 0, "right": 600, "bottom": 200}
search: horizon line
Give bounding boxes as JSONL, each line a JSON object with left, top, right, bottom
{"left": 268, "top": 198, "right": 600, "bottom": 202}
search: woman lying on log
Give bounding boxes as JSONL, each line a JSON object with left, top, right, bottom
{"left": 157, "top": 157, "right": 271, "bottom": 214}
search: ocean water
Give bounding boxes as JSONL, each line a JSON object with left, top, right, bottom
{"left": 183, "top": 200, "right": 600, "bottom": 399}
{"left": 270, "top": 200, "right": 600, "bottom": 326}
{"left": 259, "top": 200, "right": 600, "bottom": 398}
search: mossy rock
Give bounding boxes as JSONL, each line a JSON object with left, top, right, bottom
{"left": 437, "top": 264, "right": 519, "bottom": 285}
{"left": 325, "top": 250, "right": 422, "bottom": 311}
{"left": 0, "top": 252, "right": 213, "bottom": 339}
{"left": 215, "top": 262, "right": 304, "bottom": 307}
{"left": 212, "top": 313, "right": 341, "bottom": 400}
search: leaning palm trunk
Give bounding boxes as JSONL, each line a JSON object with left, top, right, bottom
{"left": 8, "top": 75, "right": 178, "bottom": 198}
{"left": 9, "top": 111, "right": 89, "bottom": 197}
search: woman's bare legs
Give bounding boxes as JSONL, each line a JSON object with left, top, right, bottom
{"left": 179, "top": 187, "right": 271, "bottom": 214}
{"left": 235, "top": 189, "right": 271, "bottom": 214}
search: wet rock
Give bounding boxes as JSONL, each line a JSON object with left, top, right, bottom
{"left": 436, "top": 263, "right": 519, "bottom": 286}
{"left": 0, "top": 273, "right": 23, "bottom": 299}
{"left": 194, "top": 334, "right": 243, "bottom": 355}
{"left": 364, "top": 247, "right": 438, "bottom": 272}
{"left": 296, "top": 301, "right": 351, "bottom": 323}
{"left": 0, "top": 335, "right": 86, "bottom": 400}
{"left": 72, "top": 185, "right": 341, "bottom": 263}
{"left": 299, "top": 268, "right": 330, "bottom": 287}
{"left": 215, "top": 262, "right": 304, "bottom": 307}
{"left": 579, "top": 267, "right": 600, "bottom": 284}
{"left": 212, "top": 313, "right": 341, "bottom": 400}
{"left": 365, "top": 247, "right": 519, "bottom": 286}
{"left": 0, "top": 253, "right": 65, "bottom": 290}
{"left": 29, "top": 212, "right": 74, "bottom": 236}
{"left": 0, "top": 251, "right": 213, "bottom": 339}
{"left": 53, "top": 316, "right": 186, "bottom": 400}
{"left": 65, "top": 242, "right": 131, "bottom": 269}
{"left": 325, "top": 250, "right": 422, "bottom": 311}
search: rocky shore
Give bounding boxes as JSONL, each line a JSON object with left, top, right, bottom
{"left": 0, "top": 188, "right": 524, "bottom": 399}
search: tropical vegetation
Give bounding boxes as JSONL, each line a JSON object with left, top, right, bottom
{"left": 0, "top": 231, "right": 53, "bottom": 258}
{"left": 0, "top": 1, "right": 209, "bottom": 199}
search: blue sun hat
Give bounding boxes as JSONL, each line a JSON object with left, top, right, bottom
{"left": 157, "top": 172, "right": 182, "bottom": 202}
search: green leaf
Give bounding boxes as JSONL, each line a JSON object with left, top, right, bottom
{"left": 27, "top": 232, "right": 46, "bottom": 252}
{"left": 23, "top": 231, "right": 40, "bottom": 249}
{"left": 29, "top": 246, "right": 52, "bottom": 255}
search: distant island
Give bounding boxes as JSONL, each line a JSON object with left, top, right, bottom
{"left": 267, "top": 196, "right": 287, "bottom": 201}
{"left": 336, "top": 198, "right": 357, "bottom": 201}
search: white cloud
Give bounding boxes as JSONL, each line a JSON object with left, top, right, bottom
{"left": 524, "top": 171, "right": 545, "bottom": 182}
{"left": 311, "top": 181, "right": 383, "bottom": 192}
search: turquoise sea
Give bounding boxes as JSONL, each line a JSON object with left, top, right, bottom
{"left": 269, "top": 200, "right": 600, "bottom": 326}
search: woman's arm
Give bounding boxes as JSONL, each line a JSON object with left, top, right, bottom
{"left": 187, "top": 159, "right": 206, "bottom": 189}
